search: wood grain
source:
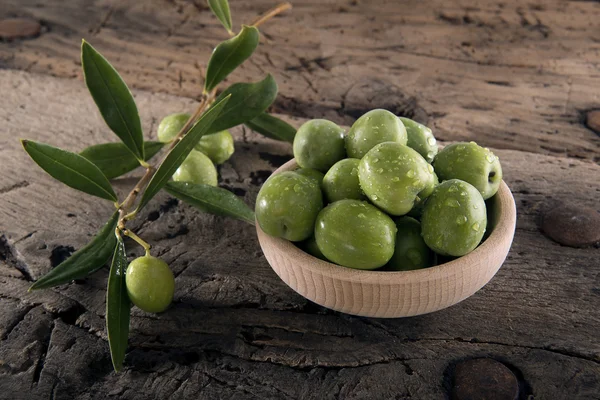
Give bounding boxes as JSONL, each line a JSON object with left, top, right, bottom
{"left": 1, "top": 0, "right": 600, "bottom": 396}
{"left": 0, "top": 69, "right": 599, "bottom": 399}
{"left": 1, "top": 0, "right": 599, "bottom": 162}
{"left": 257, "top": 160, "right": 517, "bottom": 318}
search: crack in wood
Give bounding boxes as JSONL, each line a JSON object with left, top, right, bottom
{"left": 49, "top": 378, "right": 59, "bottom": 400}
{"left": 90, "top": 5, "right": 114, "bottom": 35}
{"left": 202, "top": 353, "right": 300, "bottom": 400}
{"left": 0, "top": 235, "right": 34, "bottom": 281}
{"left": 13, "top": 230, "right": 38, "bottom": 245}
{"left": 0, "top": 180, "right": 30, "bottom": 195}
{"left": 2, "top": 304, "right": 35, "bottom": 340}
{"left": 31, "top": 320, "right": 54, "bottom": 386}
{"left": 358, "top": 318, "right": 600, "bottom": 365}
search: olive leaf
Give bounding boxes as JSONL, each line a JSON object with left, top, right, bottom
{"left": 208, "top": 0, "right": 233, "bottom": 33}
{"left": 106, "top": 236, "right": 130, "bottom": 372}
{"left": 245, "top": 112, "right": 296, "bottom": 143}
{"left": 165, "top": 181, "right": 255, "bottom": 225}
{"left": 81, "top": 40, "right": 145, "bottom": 161}
{"left": 81, "top": 141, "right": 164, "bottom": 180}
{"left": 21, "top": 140, "right": 118, "bottom": 202}
{"left": 29, "top": 211, "right": 119, "bottom": 291}
{"left": 207, "top": 74, "right": 278, "bottom": 134}
{"left": 204, "top": 25, "right": 259, "bottom": 93}
{"left": 137, "top": 95, "right": 231, "bottom": 211}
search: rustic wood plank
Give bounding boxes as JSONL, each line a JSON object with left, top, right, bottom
{"left": 1, "top": 0, "right": 599, "bottom": 162}
{"left": 1, "top": 69, "right": 599, "bottom": 399}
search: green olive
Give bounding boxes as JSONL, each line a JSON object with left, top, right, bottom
{"left": 419, "top": 170, "right": 439, "bottom": 200}
{"left": 298, "top": 235, "right": 327, "bottom": 261}
{"left": 315, "top": 199, "right": 396, "bottom": 270}
{"left": 322, "top": 158, "right": 366, "bottom": 203}
{"left": 126, "top": 255, "right": 175, "bottom": 313}
{"left": 399, "top": 117, "right": 438, "bottom": 163}
{"left": 172, "top": 150, "right": 218, "bottom": 186}
{"left": 421, "top": 179, "right": 487, "bottom": 256}
{"left": 195, "top": 130, "right": 234, "bottom": 165}
{"left": 293, "top": 119, "right": 346, "bottom": 172}
{"left": 157, "top": 113, "right": 189, "bottom": 143}
{"left": 386, "top": 216, "right": 433, "bottom": 271}
{"left": 255, "top": 171, "right": 323, "bottom": 242}
{"left": 359, "top": 142, "right": 434, "bottom": 216}
{"left": 295, "top": 168, "right": 325, "bottom": 187}
{"left": 433, "top": 142, "right": 502, "bottom": 200}
{"left": 346, "top": 109, "right": 407, "bottom": 159}
{"left": 407, "top": 172, "right": 438, "bottom": 219}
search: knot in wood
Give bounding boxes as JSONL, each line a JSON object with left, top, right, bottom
{"left": 585, "top": 110, "right": 600, "bottom": 136}
{"left": 0, "top": 18, "right": 41, "bottom": 40}
{"left": 542, "top": 203, "right": 600, "bottom": 247}
{"left": 452, "top": 358, "right": 519, "bottom": 400}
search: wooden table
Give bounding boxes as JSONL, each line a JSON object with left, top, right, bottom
{"left": 1, "top": 1, "right": 599, "bottom": 399}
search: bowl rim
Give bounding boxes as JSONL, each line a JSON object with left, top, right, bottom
{"left": 257, "top": 159, "right": 517, "bottom": 285}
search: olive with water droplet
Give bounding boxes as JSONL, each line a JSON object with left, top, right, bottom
{"left": 293, "top": 119, "right": 346, "bottom": 172}
{"left": 420, "top": 171, "right": 438, "bottom": 199}
{"left": 386, "top": 216, "right": 434, "bottom": 271}
{"left": 399, "top": 117, "right": 438, "bottom": 163}
{"left": 346, "top": 109, "right": 407, "bottom": 159}
{"left": 407, "top": 172, "right": 439, "bottom": 219}
{"left": 315, "top": 200, "right": 396, "bottom": 269}
{"left": 157, "top": 113, "right": 189, "bottom": 143}
{"left": 256, "top": 172, "right": 323, "bottom": 241}
{"left": 359, "top": 142, "right": 434, "bottom": 216}
{"left": 158, "top": 113, "right": 234, "bottom": 165}
{"left": 433, "top": 141, "right": 502, "bottom": 200}
{"left": 295, "top": 168, "right": 325, "bottom": 187}
{"left": 172, "top": 150, "right": 218, "bottom": 186}
{"left": 194, "top": 130, "right": 235, "bottom": 165}
{"left": 421, "top": 179, "right": 487, "bottom": 256}
{"left": 322, "top": 158, "right": 366, "bottom": 203}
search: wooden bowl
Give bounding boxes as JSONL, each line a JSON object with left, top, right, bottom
{"left": 256, "top": 159, "right": 517, "bottom": 318}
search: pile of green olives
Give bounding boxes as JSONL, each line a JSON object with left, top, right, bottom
{"left": 256, "top": 109, "right": 503, "bottom": 271}
{"left": 157, "top": 112, "right": 236, "bottom": 186}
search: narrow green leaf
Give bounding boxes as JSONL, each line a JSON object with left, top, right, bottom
{"left": 245, "top": 113, "right": 296, "bottom": 143}
{"left": 29, "top": 212, "right": 119, "bottom": 290}
{"left": 165, "top": 181, "right": 255, "bottom": 225}
{"left": 106, "top": 236, "right": 130, "bottom": 372}
{"left": 81, "top": 40, "right": 145, "bottom": 160}
{"left": 207, "top": 74, "right": 278, "bottom": 134}
{"left": 208, "top": 0, "right": 233, "bottom": 33}
{"left": 137, "top": 95, "right": 231, "bottom": 211}
{"left": 204, "top": 25, "right": 259, "bottom": 93}
{"left": 22, "top": 140, "right": 117, "bottom": 202}
{"left": 81, "top": 141, "right": 164, "bottom": 180}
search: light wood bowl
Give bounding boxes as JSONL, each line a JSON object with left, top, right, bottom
{"left": 256, "top": 159, "right": 517, "bottom": 318}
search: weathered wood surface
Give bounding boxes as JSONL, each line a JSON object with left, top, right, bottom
{"left": 1, "top": 0, "right": 600, "bottom": 162}
{"left": 1, "top": 69, "right": 599, "bottom": 399}
{"left": 0, "top": 0, "right": 599, "bottom": 398}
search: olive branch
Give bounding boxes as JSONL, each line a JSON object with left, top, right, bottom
{"left": 20, "top": 0, "right": 292, "bottom": 372}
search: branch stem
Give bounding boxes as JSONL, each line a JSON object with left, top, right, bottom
{"left": 166, "top": 94, "right": 209, "bottom": 152}
{"left": 118, "top": 92, "right": 214, "bottom": 220}
{"left": 114, "top": 91, "right": 215, "bottom": 249}
{"left": 112, "top": 0, "right": 289, "bottom": 255}
{"left": 120, "top": 166, "right": 155, "bottom": 214}
{"left": 252, "top": 2, "right": 292, "bottom": 28}
{"left": 122, "top": 228, "right": 152, "bottom": 255}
